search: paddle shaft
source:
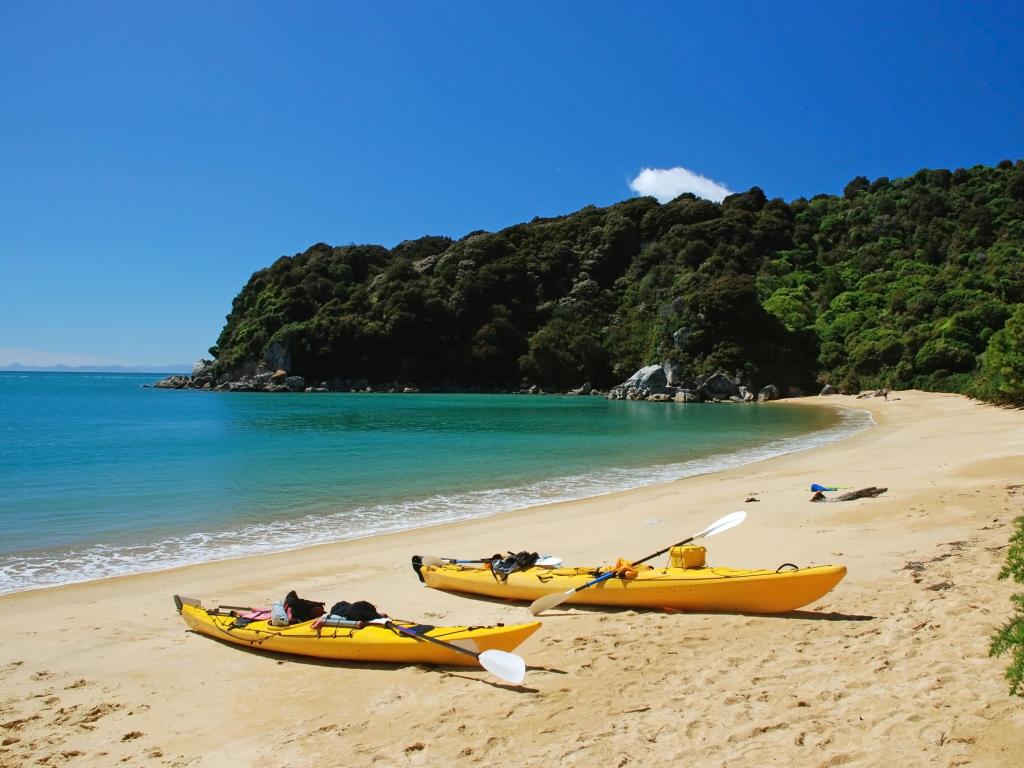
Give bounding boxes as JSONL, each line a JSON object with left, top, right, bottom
{"left": 387, "top": 621, "right": 481, "bottom": 661}
{"left": 529, "top": 510, "right": 746, "bottom": 615}
{"left": 573, "top": 533, "right": 700, "bottom": 595}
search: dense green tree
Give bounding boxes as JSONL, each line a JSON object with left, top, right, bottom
{"left": 972, "top": 304, "right": 1024, "bottom": 405}
{"left": 207, "top": 162, "right": 1024, "bottom": 398}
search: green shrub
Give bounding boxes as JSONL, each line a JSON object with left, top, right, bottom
{"left": 990, "top": 515, "right": 1024, "bottom": 697}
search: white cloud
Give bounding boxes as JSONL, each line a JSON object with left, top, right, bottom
{"left": 629, "top": 166, "right": 732, "bottom": 203}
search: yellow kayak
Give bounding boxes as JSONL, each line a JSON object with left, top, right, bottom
{"left": 174, "top": 596, "right": 540, "bottom": 666}
{"left": 414, "top": 561, "right": 846, "bottom": 614}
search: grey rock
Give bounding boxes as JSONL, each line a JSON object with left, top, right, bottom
{"left": 698, "top": 372, "right": 740, "bottom": 400}
{"left": 671, "top": 327, "right": 693, "bottom": 350}
{"left": 284, "top": 376, "right": 306, "bottom": 392}
{"left": 263, "top": 340, "right": 291, "bottom": 373}
{"left": 819, "top": 384, "right": 839, "bottom": 395}
{"left": 251, "top": 372, "right": 274, "bottom": 390}
{"left": 648, "top": 393, "right": 672, "bottom": 402}
{"left": 191, "top": 359, "right": 214, "bottom": 379}
{"left": 154, "top": 375, "right": 189, "bottom": 389}
{"left": 757, "top": 384, "right": 780, "bottom": 402}
{"left": 413, "top": 255, "right": 438, "bottom": 274}
{"left": 627, "top": 364, "right": 667, "bottom": 389}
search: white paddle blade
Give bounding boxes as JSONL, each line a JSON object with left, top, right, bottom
{"left": 478, "top": 650, "right": 526, "bottom": 684}
{"left": 529, "top": 590, "right": 571, "bottom": 616}
{"left": 536, "top": 556, "right": 562, "bottom": 567}
{"left": 420, "top": 555, "right": 444, "bottom": 567}
{"left": 694, "top": 510, "right": 747, "bottom": 540}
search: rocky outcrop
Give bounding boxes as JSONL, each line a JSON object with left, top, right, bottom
{"left": 698, "top": 372, "right": 741, "bottom": 401}
{"left": 628, "top": 365, "right": 668, "bottom": 389}
{"left": 857, "top": 388, "right": 889, "bottom": 399}
{"left": 190, "top": 359, "right": 216, "bottom": 387}
{"left": 154, "top": 360, "right": 316, "bottom": 394}
{"left": 153, "top": 375, "right": 190, "bottom": 389}
{"left": 819, "top": 384, "right": 839, "bottom": 395}
{"left": 605, "top": 365, "right": 790, "bottom": 406}
{"left": 263, "top": 341, "right": 291, "bottom": 373}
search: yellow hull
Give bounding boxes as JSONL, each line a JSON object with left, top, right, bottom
{"left": 177, "top": 601, "right": 540, "bottom": 666}
{"left": 420, "top": 563, "right": 847, "bottom": 614}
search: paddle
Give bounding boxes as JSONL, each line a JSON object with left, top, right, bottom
{"left": 420, "top": 556, "right": 483, "bottom": 566}
{"left": 420, "top": 555, "right": 562, "bottom": 567}
{"left": 527, "top": 510, "right": 748, "bottom": 616}
{"left": 385, "top": 620, "right": 527, "bottom": 684}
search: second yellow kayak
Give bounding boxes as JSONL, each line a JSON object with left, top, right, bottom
{"left": 414, "top": 561, "right": 846, "bottom": 614}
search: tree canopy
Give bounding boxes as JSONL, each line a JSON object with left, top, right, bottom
{"left": 210, "top": 160, "right": 1024, "bottom": 404}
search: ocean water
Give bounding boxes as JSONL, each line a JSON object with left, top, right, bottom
{"left": 0, "top": 372, "right": 871, "bottom": 594}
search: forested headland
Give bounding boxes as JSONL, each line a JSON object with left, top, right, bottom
{"left": 207, "top": 160, "right": 1024, "bottom": 404}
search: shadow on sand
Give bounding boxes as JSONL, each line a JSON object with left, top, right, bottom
{"left": 184, "top": 630, "right": 540, "bottom": 691}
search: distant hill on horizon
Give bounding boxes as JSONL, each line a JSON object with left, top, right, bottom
{"left": 1, "top": 363, "right": 191, "bottom": 374}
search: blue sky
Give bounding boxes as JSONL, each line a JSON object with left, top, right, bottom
{"left": 2, "top": 2, "right": 1022, "bottom": 369}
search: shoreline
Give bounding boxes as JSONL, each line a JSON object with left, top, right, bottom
{"left": 2, "top": 390, "right": 1023, "bottom": 766}
{"left": 0, "top": 397, "right": 870, "bottom": 596}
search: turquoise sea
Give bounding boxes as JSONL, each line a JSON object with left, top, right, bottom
{"left": 0, "top": 372, "right": 870, "bottom": 594}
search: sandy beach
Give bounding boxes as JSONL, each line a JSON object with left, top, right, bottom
{"left": 2, "top": 390, "right": 1023, "bottom": 767}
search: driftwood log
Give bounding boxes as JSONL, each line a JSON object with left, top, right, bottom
{"left": 810, "top": 486, "right": 888, "bottom": 502}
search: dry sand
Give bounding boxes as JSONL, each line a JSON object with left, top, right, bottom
{"left": 1, "top": 390, "right": 1023, "bottom": 767}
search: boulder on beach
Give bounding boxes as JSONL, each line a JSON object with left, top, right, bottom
{"left": 627, "top": 365, "right": 668, "bottom": 389}
{"left": 698, "top": 373, "right": 740, "bottom": 401}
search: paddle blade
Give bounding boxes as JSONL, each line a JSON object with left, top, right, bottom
{"left": 694, "top": 510, "right": 747, "bottom": 540}
{"left": 420, "top": 555, "right": 444, "bottom": 567}
{"left": 478, "top": 650, "right": 526, "bottom": 684}
{"left": 529, "top": 590, "right": 572, "bottom": 616}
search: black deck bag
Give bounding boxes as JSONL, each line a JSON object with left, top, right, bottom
{"left": 283, "top": 590, "right": 325, "bottom": 623}
{"left": 328, "top": 600, "right": 383, "bottom": 622}
{"left": 491, "top": 551, "right": 540, "bottom": 581}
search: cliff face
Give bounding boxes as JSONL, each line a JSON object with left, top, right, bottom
{"left": 208, "top": 161, "right": 1024, "bottom": 402}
